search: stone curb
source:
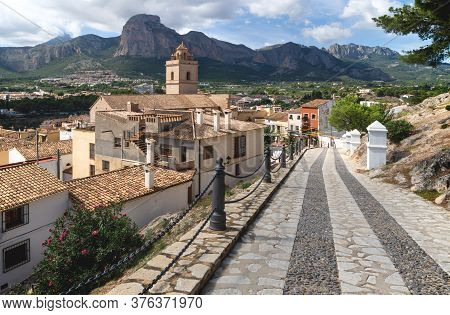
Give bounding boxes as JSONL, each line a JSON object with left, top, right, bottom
{"left": 106, "top": 149, "right": 308, "bottom": 295}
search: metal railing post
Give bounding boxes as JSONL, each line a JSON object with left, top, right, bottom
{"left": 210, "top": 158, "right": 226, "bottom": 231}
{"left": 290, "top": 142, "right": 294, "bottom": 160}
{"left": 281, "top": 144, "right": 287, "bottom": 168}
{"left": 263, "top": 147, "right": 272, "bottom": 183}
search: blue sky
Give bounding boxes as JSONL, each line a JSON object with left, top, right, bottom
{"left": 0, "top": 0, "right": 424, "bottom": 53}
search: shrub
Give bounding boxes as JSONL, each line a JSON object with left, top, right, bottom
{"left": 32, "top": 204, "right": 143, "bottom": 294}
{"left": 446, "top": 105, "right": 450, "bottom": 111}
{"left": 385, "top": 119, "right": 414, "bottom": 144}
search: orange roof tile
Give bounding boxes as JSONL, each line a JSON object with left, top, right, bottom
{"left": 67, "top": 165, "right": 194, "bottom": 211}
{"left": 0, "top": 164, "right": 67, "bottom": 212}
{"left": 301, "top": 99, "right": 330, "bottom": 108}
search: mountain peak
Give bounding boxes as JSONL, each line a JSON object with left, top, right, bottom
{"left": 127, "top": 14, "right": 161, "bottom": 25}
{"left": 327, "top": 43, "right": 399, "bottom": 60}
{"left": 41, "top": 33, "right": 72, "bottom": 46}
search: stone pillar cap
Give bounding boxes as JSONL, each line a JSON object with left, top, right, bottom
{"left": 367, "top": 120, "right": 387, "bottom": 132}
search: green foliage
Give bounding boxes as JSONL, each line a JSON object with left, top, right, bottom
{"left": 240, "top": 182, "right": 252, "bottom": 190}
{"left": 385, "top": 119, "right": 414, "bottom": 143}
{"left": 32, "top": 204, "right": 143, "bottom": 294}
{"left": 328, "top": 95, "right": 392, "bottom": 132}
{"left": 415, "top": 190, "right": 441, "bottom": 202}
{"left": 446, "top": 105, "right": 450, "bottom": 111}
{"left": 373, "top": 0, "right": 450, "bottom": 66}
{"left": 0, "top": 95, "right": 97, "bottom": 113}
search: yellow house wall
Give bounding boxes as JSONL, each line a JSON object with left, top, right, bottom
{"left": 72, "top": 129, "right": 95, "bottom": 179}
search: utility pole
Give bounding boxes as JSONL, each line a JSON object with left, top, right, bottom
{"left": 35, "top": 129, "right": 39, "bottom": 165}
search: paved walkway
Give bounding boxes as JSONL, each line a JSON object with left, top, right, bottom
{"left": 203, "top": 148, "right": 450, "bottom": 295}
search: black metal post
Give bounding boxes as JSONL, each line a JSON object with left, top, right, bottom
{"left": 263, "top": 147, "right": 272, "bottom": 183}
{"left": 290, "top": 142, "right": 294, "bottom": 160}
{"left": 56, "top": 149, "right": 61, "bottom": 180}
{"left": 210, "top": 158, "right": 226, "bottom": 231}
{"left": 281, "top": 144, "right": 286, "bottom": 168}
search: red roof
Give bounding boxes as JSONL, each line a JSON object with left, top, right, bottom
{"left": 301, "top": 99, "right": 330, "bottom": 108}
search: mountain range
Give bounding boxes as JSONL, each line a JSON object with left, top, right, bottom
{"left": 0, "top": 14, "right": 448, "bottom": 82}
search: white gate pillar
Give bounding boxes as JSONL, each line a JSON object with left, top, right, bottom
{"left": 349, "top": 129, "right": 361, "bottom": 154}
{"left": 344, "top": 131, "right": 351, "bottom": 154}
{"left": 367, "top": 121, "right": 387, "bottom": 170}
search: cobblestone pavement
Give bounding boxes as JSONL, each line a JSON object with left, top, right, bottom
{"left": 202, "top": 148, "right": 450, "bottom": 295}
{"left": 202, "top": 149, "right": 323, "bottom": 295}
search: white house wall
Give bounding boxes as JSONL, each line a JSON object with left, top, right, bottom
{"left": 0, "top": 191, "right": 69, "bottom": 291}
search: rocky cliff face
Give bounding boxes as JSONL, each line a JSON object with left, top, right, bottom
{"left": 327, "top": 43, "right": 399, "bottom": 60}
{"left": 0, "top": 35, "right": 119, "bottom": 71}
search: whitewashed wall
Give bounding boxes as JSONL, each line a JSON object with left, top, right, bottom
{"left": 0, "top": 191, "right": 68, "bottom": 292}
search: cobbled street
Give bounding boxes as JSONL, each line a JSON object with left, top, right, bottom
{"left": 203, "top": 148, "right": 450, "bottom": 295}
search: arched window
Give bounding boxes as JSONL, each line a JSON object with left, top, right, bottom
{"left": 170, "top": 72, "right": 174, "bottom": 80}
{"left": 186, "top": 71, "right": 191, "bottom": 81}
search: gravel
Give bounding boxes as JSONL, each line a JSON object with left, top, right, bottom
{"left": 283, "top": 149, "right": 341, "bottom": 295}
{"left": 334, "top": 150, "right": 450, "bottom": 295}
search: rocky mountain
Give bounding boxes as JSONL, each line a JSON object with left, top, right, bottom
{"left": 0, "top": 14, "right": 437, "bottom": 81}
{"left": 327, "top": 43, "right": 399, "bottom": 60}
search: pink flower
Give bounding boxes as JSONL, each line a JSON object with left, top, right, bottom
{"left": 59, "top": 230, "right": 68, "bottom": 242}
{"left": 81, "top": 249, "right": 88, "bottom": 256}
{"left": 91, "top": 230, "right": 99, "bottom": 237}
{"left": 48, "top": 237, "right": 53, "bottom": 245}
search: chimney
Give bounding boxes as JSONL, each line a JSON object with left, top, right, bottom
{"left": 213, "top": 110, "right": 220, "bottom": 132}
{"left": 195, "top": 108, "right": 203, "bottom": 125}
{"left": 127, "top": 101, "right": 139, "bottom": 112}
{"left": 144, "top": 165, "right": 155, "bottom": 189}
{"left": 224, "top": 109, "right": 232, "bottom": 130}
{"left": 145, "top": 138, "right": 156, "bottom": 165}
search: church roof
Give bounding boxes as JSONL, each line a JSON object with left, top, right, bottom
{"left": 94, "top": 94, "right": 230, "bottom": 112}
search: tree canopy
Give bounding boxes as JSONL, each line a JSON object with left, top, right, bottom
{"left": 373, "top": 0, "right": 450, "bottom": 66}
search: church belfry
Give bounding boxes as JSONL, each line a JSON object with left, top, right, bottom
{"left": 165, "top": 42, "right": 198, "bottom": 95}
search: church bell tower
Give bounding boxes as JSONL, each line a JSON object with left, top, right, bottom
{"left": 165, "top": 42, "right": 198, "bottom": 95}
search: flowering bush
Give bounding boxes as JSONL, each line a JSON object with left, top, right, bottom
{"left": 33, "top": 204, "right": 143, "bottom": 294}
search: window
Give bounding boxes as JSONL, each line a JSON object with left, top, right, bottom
{"left": 181, "top": 146, "right": 187, "bottom": 163}
{"left": 296, "top": 126, "right": 300, "bottom": 131}
{"left": 289, "top": 114, "right": 293, "bottom": 120}
{"left": 235, "top": 164, "right": 241, "bottom": 176}
{"left": 234, "top": 135, "right": 246, "bottom": 158}
{"left": 170, "top": 72, "right": 174, "bottom": 80}
{"left": 124, "top": 140, "right": 130, "bottom": 148}
{"left": 102, "top": 160, "right": 110, "bottom": 172}
{"left": 186, "top": 71, "right": 191, "bottom": 81}
{"left": 3, "top": 239, "right": 30, "bottom": 272}
{"left": 297, "top": 115, "right": 301, "bottom": 120}
{"left": 312, "top": 114, "right": 316, "bottom": 120}
{"left": 89, "top": 143, "right": 95, "bottom": 160}
{"left": 114, "top": 137, "right": 121, "bottom": 148}
{"left": 2, "top": 205, "right": 29, "bottom": 232}
{"left": 303, "top": 113, "right": 309, "bottom": 119}
{"left": 89, "top": 165, "right": 95, "bottom": 176}
{"left": 160, "top": 144, "right": 172, "bottom": 157}
{"left": 203, "top": 146, "right": 214, "bottom": 160}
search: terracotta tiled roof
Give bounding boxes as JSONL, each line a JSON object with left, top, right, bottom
{"left": 0, "top": 164, "right": 67, "bottom": 212}
{"left": 301, "top": 99, "right": 330, "bottom": 108}
{"left": 158, "top": 114, "right": 264, "bottom": 141}
{"left": 0, "top": 138, "right": 34, "bottom": 151}
{"left": 16, "top": 140, "right": 72, "bottom": 160}
{"left": 0, "top": 128, "right": 19, "bottom": 139}
{"left": 288, "top": 107, "right": 302, "bottom": 114}
{"left": 67, "top": 165, "right": 195, "bottom": 211}
{"left": 95, "top": 94, "right": 230, "bottom": 112}
{"left": 266, "top": 112, "right": 288, "bottom": 122}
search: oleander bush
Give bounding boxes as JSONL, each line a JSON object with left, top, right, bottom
{"left": 32, "top": 204, "right": 143, "bottom": 294}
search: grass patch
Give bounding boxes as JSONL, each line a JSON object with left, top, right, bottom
{"left": 415, "top": 190, "right": 441, "bottom": 202}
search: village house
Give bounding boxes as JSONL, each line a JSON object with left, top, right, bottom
{"left": 299, "top": 99, "right": 335, "bottom": 135}
{"left": 287, "top": 108, "right": 302, "bottom": 134}
{"left": 7, "top": 140, "right": 73, "bottom": 181}
{"left": 0, "top": 164, "right": 68, "bottom": 292}
{"left": 264, "top": 112, "right": 289, "bottom": 141}
{"left": 67, "top": 165, "right": 195, "bottom": 229}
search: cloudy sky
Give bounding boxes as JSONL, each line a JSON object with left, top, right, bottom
{"left": 0, "top": 0, "right": 424, "bottom": 53}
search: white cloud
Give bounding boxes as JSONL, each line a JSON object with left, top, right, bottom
{"left": 303, "top": 23, "right": 352, "bottom": 43}
{"left": 341, "top": 0, "right": 400, "bottom": 28}
{"left": 245, "top": 0, "right": 305, "bottom": 19}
